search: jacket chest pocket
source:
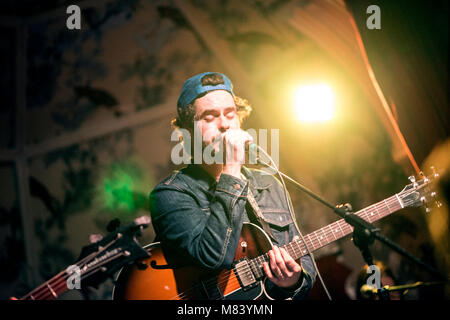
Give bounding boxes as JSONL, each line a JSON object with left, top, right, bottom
{"left": 261, "top": 211, "right": 293, "bottom": 231}
{"left": 260, "top": 211, "right": 293, "bottom": 245}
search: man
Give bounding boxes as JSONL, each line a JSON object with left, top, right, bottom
{"left": 149, "top": 72, "right": 316, "bottom": 299}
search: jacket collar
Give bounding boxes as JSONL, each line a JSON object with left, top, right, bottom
{"left": 184, "top": 164, "right": 216, "bottom": 191}
{"left": 241, "top": 166, "right": 273, "bottom": 190}
{"left": 185, "top": 164, "right": 273, "bottom": 192}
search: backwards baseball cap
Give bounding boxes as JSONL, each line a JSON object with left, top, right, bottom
{"left": 177, "top": 72, "right": 234, "bottom": 114}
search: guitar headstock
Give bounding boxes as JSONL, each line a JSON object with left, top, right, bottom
{"left": 398, "top": 167, "right": 442, "bottom": 211}
{"left": 74, "top": 215, "right": 151, "bottom": 289}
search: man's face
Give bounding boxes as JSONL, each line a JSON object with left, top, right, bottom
{"left": 192, "top": 90, "right": 239, "bottom": 152}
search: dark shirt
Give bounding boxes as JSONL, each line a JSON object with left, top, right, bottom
{"left": 149, "top": 164, "right": 316, "bottom": 299}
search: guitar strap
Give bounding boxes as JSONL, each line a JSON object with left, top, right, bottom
{"left": 246, "top": 188, "right": 277, "bottom": 242}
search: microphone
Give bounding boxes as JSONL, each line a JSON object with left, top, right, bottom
{"left": 245, "top": 141, "right": 258, "bottom": 152}
{"left": 218, "top": 132, "right": 256, "bottom": 152}
{"left": 245, "top": 141, "right": 260, "bottom": 165}
{"left": 244, "top": 141, "right": 278, "bottom": 170}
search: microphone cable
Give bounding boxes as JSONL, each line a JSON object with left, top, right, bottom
{"left": 253, "top": 145, "right": 333, "bottom": 300}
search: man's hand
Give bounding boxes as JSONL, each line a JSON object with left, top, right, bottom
{"left": 262, "top": 241, "right": 303, "bottom": 289}
{"left": 221, "top": 129, "right": 253, "bottom": 178}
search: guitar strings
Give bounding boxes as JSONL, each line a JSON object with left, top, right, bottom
{"left": 20, "top": 247, "right": 103, "bottom": 300}
{"left": 170, "top": 183, "right": 427, "bottom": 299}
{"left": 24, "top": 249, "right": 113, "bottom": 299}
{"left": 28, "top": 252, "right": 126, "bottom": 300}
{"left": 20, "top": 249, "right": 102, "bottom": 300}
{"left": 288, "top": 197, "right": 401, "bottom": 253}
{"left": 24, "top": 188, "right": 415, "bottom": 300}
{"left": 169, "top": 202, "right": 392, "bottom": 300}
{"left": 21, "top": 237, "right": 123, "bottom": 300}
{"left": 28, "top": 252, "right": 127, "bottom": 300}
{"left": 26, "top": 195, "right": 399, "bottom": 301}
{"left": 168, "top": 269, "right": 239, "bottom": 300}
{"left": 173, "top": 194, "right": 406, "bottom": 299}
{"left": 167, "top": 182, "right": 426, "bottom": 300}
{"left": 168, "top": 195, "right": 405, "bottom": 300}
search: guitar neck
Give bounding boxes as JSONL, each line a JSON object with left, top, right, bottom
{"left": 289, "top": 193, "right": 403, "bottom": 259}
{"left": 20, "top": 272, "right": 69, "bottom": 300}
{"left": 250, "top": 193, "right": 404, "bottom": 273}
{"left": 18, "top": 216, "right": 151, "bottom": 300}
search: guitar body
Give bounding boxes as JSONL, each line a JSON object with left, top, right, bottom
{"left": 112, "top": 223, "right": 273, "bottom": 300}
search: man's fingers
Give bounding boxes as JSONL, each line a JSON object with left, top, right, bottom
{"left": 263, "top": 262, "right": 273, "bottom": 279}
{"left": 264, "top": 247, "right": 303, "bottom": 288}
{"left": 222, "top": 130, "right": 251, "bottom": 164}
{"left": 268, "top": 249, "right": 284, "bottom": 279}
{"left": 273, "top": 246, "right": 293, "bottom": 278}
{"left": 280, "top": 248, "right": 302, "bottom": 273}
{"left": 222, "top": 129, "right": 252, "bottom": 143}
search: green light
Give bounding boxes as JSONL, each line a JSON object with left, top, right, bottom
{"left": 98, "top": 160, "right": 150, "bottom": 215}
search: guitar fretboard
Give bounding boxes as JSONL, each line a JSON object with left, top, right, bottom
{"left": 249, "top": 194, "right": 403, "bottom": 279}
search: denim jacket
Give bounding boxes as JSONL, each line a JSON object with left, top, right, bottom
{"left": 149, "top": 164, "right": 316, "bottom": 300}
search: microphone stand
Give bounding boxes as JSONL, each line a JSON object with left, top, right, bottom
{"left": 363, "top": 281, "right": 446, "bottom": 300}
{"left": 254, "top": 155, "right": 448, "bottom": 298}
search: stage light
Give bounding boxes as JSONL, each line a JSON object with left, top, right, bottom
{"left": 294, "top": 84, "right": 335, "bottom": 123}
{"left": 102, "top": 164, "right": 136, "bottom": 212}
{"left": 98, "top": 161, "right": 149, "bottom": 214}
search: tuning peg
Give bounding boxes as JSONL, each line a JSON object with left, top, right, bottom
{"left": 420, "top": 196, "right": 430, "bottom": 212}
{"left": 419, "top": 171, "right": 430, "bottom": 183}
{"left": 408, "top": 175, "right": 418, "bottom": 187}
{"left": 89, "top": 233, "right": 103, "bottom": 244}
{"left": 436, "top": 201, "right": 443, "bottom": 208}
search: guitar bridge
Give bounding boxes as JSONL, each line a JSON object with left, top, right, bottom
{"left": 233, "top": 258, "right": 258, "bottom": 291}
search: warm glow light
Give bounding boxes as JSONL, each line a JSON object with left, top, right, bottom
{"left": 294, "top": 84, "right": 335, "bottom": 122}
